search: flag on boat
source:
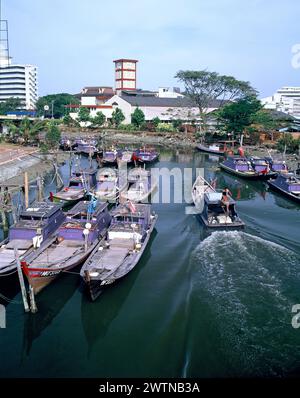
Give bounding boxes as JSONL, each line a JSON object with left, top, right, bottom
{"left": 127, "top": 200, "right": 136, "bottom": 213}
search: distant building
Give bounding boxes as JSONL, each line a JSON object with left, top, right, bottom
{"left": 114, "top": 59, "right": 138, "bottom": 95}
{"left": 105, "top": 90, "right": 221, "bottom": 124}
{"left": 76, "top": 86, "right": 114, "bottom": 106}
{"left": 0, "top": 62, "right": 38, "bottom": 110}
{"left": 156, "top": 87, "right": 184, "bottom": 98}
{"left": 261, "top": 87, "right": 300, "bottom": 119}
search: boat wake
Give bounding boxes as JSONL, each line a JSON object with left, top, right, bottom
{"left": 186, "top": 231, "right": 300, "bottom": 377}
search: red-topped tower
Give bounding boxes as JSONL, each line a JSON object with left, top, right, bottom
{"left": 114, "top": 58, "right": 138, "bottom": 95}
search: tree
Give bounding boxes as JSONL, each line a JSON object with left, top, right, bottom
{"left": 92, "top": 111, "right": 106, "bottom": 127}
{"left": 131, "top": 107, "right": 145, "bottom": 128}
{"left": 217, "top": 96, "right": 262, "bottom": 139}
{"left": 0, "top": 97, "right": 24, "bottom": 115}
{"left": 175, "top": 70, "right": 256, "bottom": 133}
{"left": 251, "top": 110, "right": 278, "bottom": 141}
{"left": 276, "top": 133, "right": 300, "bottom": 154}
{"left": 152, "top": 117, "right": 161, "bottom": 128}
{"left": 35, "top": 93, "right": 80, "bottom": 118}
{"left": 78, "top": 107, "right": 91, "bottom": 122}
{"left": 112, "top": 107, "right": 125, "bottom": 127}
{"left": 63, "top": 113, "right": 73, "bottom": 126}
{"left": 46, "top": 122, "right": 61, "bottom": 149}
{"left": 172, "top": 118, "right": 183, "bottom": 130}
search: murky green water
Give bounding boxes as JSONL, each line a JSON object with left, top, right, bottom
{"left": 0, "top": 148, "right": 300, "bottom": 378}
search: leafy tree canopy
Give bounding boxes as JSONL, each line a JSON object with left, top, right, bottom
{"left": 152, "top": 117, "right": 161, "bottom": 127}
{"left": 112, "top": 107, "right": 125, "bottom": 127}
{"left": 217, "top": 95, "right": 262, "bottom": 134}
{"left": 35, "top": 93, "right": 79, "bottom": 118}
{"left": 131, "top": 107, "right": 145, "bottom": 128}
{"left": 46, "top": 122, "right": 61, "bottom": 149}
{"left": 175, "top": 70, "right": 257, "bottom": 131}
{"left": 92, "top": 111, "right": 106, "bottom": 127}
{"left": 78, "top": 107, "right": 91, "bottom": 122}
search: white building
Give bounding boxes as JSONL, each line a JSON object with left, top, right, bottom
{"left": 261, "top": 87, "right": 300, "bottom": 118}
{"left": 0, "top": 62, "right": 38, "bottom": 110}
{"left": 105, "top": 90, "right": 220, "bottom": 124}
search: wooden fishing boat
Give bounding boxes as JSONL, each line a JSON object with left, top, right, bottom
{"left": 135, "top": 148, "right": 159, "bottom": 164}
{"left": 192, "top": 175, "right": 245, "bottom": 229}
{"left": 118, "top": 150, "right": 133, "bottom": 165}
{"left": 22, "top": 201, "right": 111, "bottom": 294}
{"left": 267, "top": 172, "right": 300, "bottom": 204}
{"left": 102, "top": 150, "right": 120, "bottom": 165}
{"left": 94, "top": 168, "right": 128, "bottom": 203}
{"left": 196, "top": 142, "right": 226, "bottom": 155}
{"left": 265, "top": 157, "right": 289, "bottom": 173}
{"left": 0, "top": 202, "right": 65, "bottom": 278}
{"left": 51, "top": 169, "right": 97, "bottom": 208}
{"left": 80, "top": 203, "right": 158, "bottom": 301}
{"left": 76, "top": 141, "right": 98, "bottom": 157}
{"left": 220, "top": 157, "right": 276, "bottom": 180}
{"left": 120, "top": 170, "right": 157, "bottom": 203}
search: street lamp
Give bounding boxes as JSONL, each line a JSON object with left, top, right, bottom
{"left": 51, "top": 100, "right": 55, "bottom": 119}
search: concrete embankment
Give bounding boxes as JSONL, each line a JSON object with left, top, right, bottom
{"left": 0, "top": 150, "right": 68, "bottom": 190}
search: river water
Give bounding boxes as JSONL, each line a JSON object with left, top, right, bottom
{"left": 0, "top": 148, "right": 300, "bottom": 378}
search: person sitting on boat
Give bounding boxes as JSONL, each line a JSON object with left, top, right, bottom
{"left": 221, "top": 187, "right": 232, "bottom": 214}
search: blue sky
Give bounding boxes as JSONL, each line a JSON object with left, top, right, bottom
{"left": 2, "top": 0, "right": 300, "bottom": 97}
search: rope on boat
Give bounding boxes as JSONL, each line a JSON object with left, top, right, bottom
{"left": 0, "top": 269, "right": 18, "bottom": 277}
{"left": 61, "top": 270, "right": 81, "bottom": 275}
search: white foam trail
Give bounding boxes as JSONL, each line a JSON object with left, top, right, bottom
{"left": 188, "top": 231, "right": 300, "bottom": 376}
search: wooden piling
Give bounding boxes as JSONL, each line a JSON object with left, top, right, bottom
{"left": 37, "top": 175, "right": 43, "bottom": 202}
{"left": 29, "top": 286, "right": 38, "bottom": 313}
{"left": 0, "top": 209, "right": 8, "bottom": 232}
{"left": 14, "top": 248, "right": 30, "bottom": 313}
{"left": 24, "top": 172, "right": 29, "bottom": 209}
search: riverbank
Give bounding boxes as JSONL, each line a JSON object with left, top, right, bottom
{"left": 0, "top": 143, "right": 69, "bottom": 191}
{"left": 61, "top": 128, "right": 196, "bottom": 148}
{"left": 61, "top": 128, "right": 300, "bottom": 170}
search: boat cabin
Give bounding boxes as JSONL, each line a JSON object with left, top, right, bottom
{"left": 58, "top": 201, "right": 111, "bottom": 242}
{"left": 9, "top": 202, "right": 65, "bottom": 242}
{"left": 202, "top": 192, "right": 238, "bottom": 225}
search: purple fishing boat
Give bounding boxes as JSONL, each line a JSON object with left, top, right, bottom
{"left": 102, "top": 150, "right": 119, "bottom": 165}
{"left": 22, "top": 201, "right": 111, "bottom": 294}
{"left": 220, "top": 157, "right": 276, "bottom": 180}
{"left": 136, "top": 148, "right": 159, "bottom": 164}
{"left": 51, "top": 169, "right": 97, "bottom": 208}
{"left": 0, "top": 202, "right": 65, "bottom": 278}
{"left": 267, "top": 173, "right": 300, "bottom": 204}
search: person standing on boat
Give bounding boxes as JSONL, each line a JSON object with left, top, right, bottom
{"left": 221, "top": 187, "right": 232, "bottom": 214}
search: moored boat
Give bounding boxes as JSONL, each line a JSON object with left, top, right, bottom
{"left": 80, "top": 203, "right": 158, "bottom": 301}
{"left": 120, "top": 170, "right": 157, "bottom": 203}
{"left": 196, "top": 142, "right": 226, "bottom": 155}
{"left": 22, "top": 201, "right": 111, "bottom": 294}
{"left": 0, "top": 202, "right": 65, "bottom": 278}
{"left": 118, "top": 150, "right": 133, "bottom": 165}
{"left": 51, "top": 169, "right": 97, "bottom": 208}
{"left": 94, "top": 168, "right": 128, "bottom": 203}
{"left": 265, "top": 157, "right": 289, "bottom": 173}
{"left": 267, "top": 172, "right": 300, "bottom": 204}
{"left": 136, "top": 148, "right": 159, "bottom": 164}
{"left": 76, "top": 141, "right": 98, "bottom": 157}
{"left": 102, "top": 149, "right": 119, "bottom": 165}
{"left": 220, "top": 157, "right": 276, "bottom": 180}
{"left": 192, "top": 175, "right": 245, "bottom": 229}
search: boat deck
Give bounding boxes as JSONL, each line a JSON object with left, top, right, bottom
{"left": 31, "top": 240, "right": 85, "bottom": 267}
